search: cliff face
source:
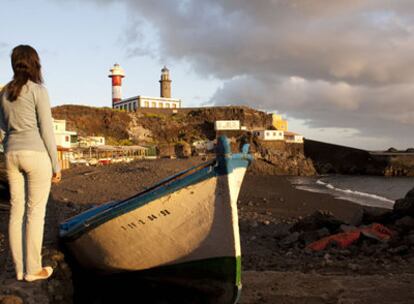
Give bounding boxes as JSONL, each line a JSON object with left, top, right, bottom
{"left": 371, "top": 154, "right": 414, "bottom": 177}
{"left": 52, "top": 105, "right": 131, "bottom": 144}
{"left": 250, "top": 139, "right": 316, "bottom": 176}
{"left": 127, "top": 106, "right": 272, "bottom": 144}
{"left": 304, "top": 139, "right": 382, "bottom": 175}
{"left": 52, "top": 105, "right": 273, "bottom": 144}
{"left": 304, "top": 139, "right": 414, "bottom": 176}
{"left": 52, "top": 105, "right": 315, "bottom": 176}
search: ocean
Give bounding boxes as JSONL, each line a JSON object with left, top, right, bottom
{"left": 289, "top": 175, "right": 414, "bottom": 209}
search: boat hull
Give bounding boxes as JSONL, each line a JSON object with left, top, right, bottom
{"left": 60, "top": 137, "right": 251, "bottom": 303}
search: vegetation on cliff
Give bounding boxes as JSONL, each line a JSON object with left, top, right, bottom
{"left": 52, "top": 105, "right": 316, "bottom": 176}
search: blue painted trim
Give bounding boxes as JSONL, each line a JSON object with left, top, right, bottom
{"left": 60, "top": 162, "right": 217, "bottom": 240}
{"left": 60, "top": 136, "right": 253, "bottom": 241}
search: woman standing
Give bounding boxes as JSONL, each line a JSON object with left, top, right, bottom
{"left": 0, "top": 45, "right": 61, "bottom": 281}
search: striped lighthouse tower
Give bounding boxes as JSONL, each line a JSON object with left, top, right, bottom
{"left": 108, "top": 63, "right": 125, "bottom": 108}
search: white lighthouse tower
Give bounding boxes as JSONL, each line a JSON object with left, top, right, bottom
{"left": 108, "top": 63, "right": 125, "bottom": 108}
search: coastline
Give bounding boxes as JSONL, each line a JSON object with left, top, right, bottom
{"left": 239, "top": 174, "right": 369, "bottom": 224}
{"left": 0, "top": 159, "right": 413, "bottom": 303}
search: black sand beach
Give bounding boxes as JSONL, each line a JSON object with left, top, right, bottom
{"left": 1, "top": 158, "right": 414, "bottom": 303}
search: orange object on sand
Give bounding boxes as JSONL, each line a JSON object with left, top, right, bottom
{"left": 307, "top": 223, "right": 394, "bottom": 251}
{"left": 307, "top": 230, "right": 361, "bottom": 251}
{"left": 360, "top": 223, "right": 394, "bottom": 241}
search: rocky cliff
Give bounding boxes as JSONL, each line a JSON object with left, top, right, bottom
{"left": 52, "top": 105, "right": 315, "bottom": 176}
{"left": 304, "top": 139, "right": 414, "bottom": 176}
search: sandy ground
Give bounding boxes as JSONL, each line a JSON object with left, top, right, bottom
{"left": 240, "top": 271, "right": 414, "bottom": 304}
{"left": 0, "top": 158, "right": 414, "bottom": 303}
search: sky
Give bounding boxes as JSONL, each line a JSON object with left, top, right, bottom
{"left": 1, "top": 0, "right": 413, "bottom": 151}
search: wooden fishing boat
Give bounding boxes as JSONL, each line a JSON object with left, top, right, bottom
{"left": 60, "top": 136, "right": 252, "bottom": 303}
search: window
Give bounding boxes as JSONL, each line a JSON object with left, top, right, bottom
{"left": 151, "top": 102, "right": 156, "bottom": 108}
{"left": 145, "top": 101, "right": 149, "bottom": 108}
{"left": 172, "top": 103, "right": 177, "bottom": 108}
{"left": 165, "top": 103, "right": 170, "bottom": 108}
{"left": 65, "top": 136, "right": 69, "bottom": 142}
{"left": 128, "top": 103, "right": 132, "bottom": 111}
{"left": 159, "top": 102, "right": 163, "bottom": 108}
{"left": 133, "top": 102, "right": 137, "bottom": 111}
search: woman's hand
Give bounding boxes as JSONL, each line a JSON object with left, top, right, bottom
{"left": 52, "top": 172, "right": 62, "bottom": 184}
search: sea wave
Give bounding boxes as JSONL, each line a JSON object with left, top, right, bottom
{"left": 316, "top": 179, "right": 394, "bottom": 203}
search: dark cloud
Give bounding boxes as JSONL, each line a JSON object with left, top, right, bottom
{"left": 75, "top": 0, "right": 414, "bottom": 148}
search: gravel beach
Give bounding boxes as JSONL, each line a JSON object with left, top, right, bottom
{"left": 0, "top": 158, "right": 414, "bottom": 303}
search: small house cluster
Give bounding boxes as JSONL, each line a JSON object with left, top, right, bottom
{"left": 214, "top": 114, "right": 304, "bottom": 144}
{"left": 52, "top": 119, "right": 155, "bottom": 170}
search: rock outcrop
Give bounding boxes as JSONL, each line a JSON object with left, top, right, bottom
{"left": 304, "top": 139, "right": 414, "bottom": 176}
{"left": 251, "top": 145, "right": 316, "bottom": 176}
{"left": 53, "top": 105, "right": 314, "bottom": 176}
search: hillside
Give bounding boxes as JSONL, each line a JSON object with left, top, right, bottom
{"left": 52, "top": 105, "right": 271, "bottom": 144}
{"left": 51, "top": 105, "right": 414, "bottom": 176}
{"left": 52, "top": 105, "right": 316, "bottom": 176}
{"left": 52, "top": 105, "right": 131, "bottom": 144}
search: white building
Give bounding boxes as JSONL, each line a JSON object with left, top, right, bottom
{"left": 192, "top": 139, "right": 215, "bottom": 152}
{"left": 78, "top": 136, "right": 106, "bottom": 148}
{"left": 253, "top": 129, "right": 284, "bottom": 141}
{"left": 284, "top": 131, "right": 304, "bottom": 143}
{"left": 53, "top": 119, "right": 78, "bottom": 149}
{"left": 111, "top": 66, "right": 182, "bottom": 111}
{"left": 214, "top": 120, "right": 241, "bottom": 131}
{"left": 113, "top": 95, "right": 181, "bottom": 111}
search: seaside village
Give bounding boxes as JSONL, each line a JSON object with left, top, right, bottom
{"left": 1, "top": 64, "right": 304, "bottom": 171}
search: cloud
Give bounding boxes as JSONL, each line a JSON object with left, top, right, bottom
{"left": 69, "top": 0, "right": 414, "bottom": 148}
{"left": 211, "top": 75, "right": 414, "bottom": 140}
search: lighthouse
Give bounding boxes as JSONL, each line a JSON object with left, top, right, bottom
{"left": 108, "top": 63, "right": 125, "bottom": 107}
{"left": 110, "top": 65, "right": 181, "bottom": 111}
{"left": 159, "top": 66, "right": 171, "bottom": 98}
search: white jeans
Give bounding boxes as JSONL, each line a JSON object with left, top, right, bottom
{"left": 6, "top": 151, "right": 52, "bottom": 276}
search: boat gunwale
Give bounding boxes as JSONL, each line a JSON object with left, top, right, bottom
{"left": 60, "top": 138, "right": 252, "bottom": 242}
{"left": 60, "top": 160, "right": 217, "bottom": 240}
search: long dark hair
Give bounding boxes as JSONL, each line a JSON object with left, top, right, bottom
{"left": 5, "top": 45, "right": 43, "bottom": 101}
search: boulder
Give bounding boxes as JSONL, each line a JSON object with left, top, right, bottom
{"left": 393, "top": 197, "right": 414, "bottom": 216}
{"left": 394, "top": 216, "right": 414, "bottom": 230}
{"left": 0, "top": 296, "right": 23, "bottom": 304}
{"left": 405, "top": 187, "right": 414, "bottom": 199}
{"left": 361, "top": 206, "right": 394, "bottom": 224}
{"left": 405, "top": 233, "right": 414, "bottom": 245}
{"left": 280, "top": 232, "right": 300, "bottom": 246}
{"left": 299, "top": 227, "right": 330, "bottom": 245}
{"left": 291, "top": 210, "right": 344, "bottom": 232}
